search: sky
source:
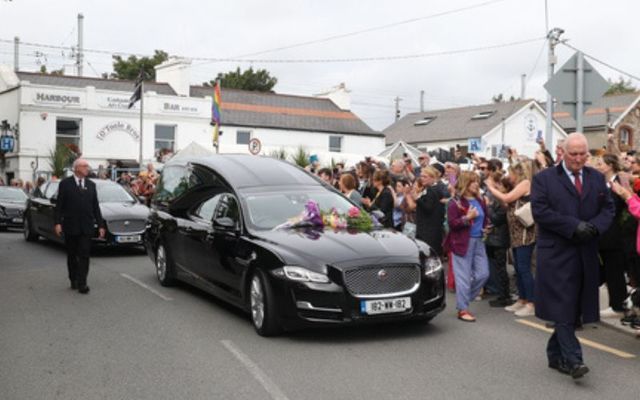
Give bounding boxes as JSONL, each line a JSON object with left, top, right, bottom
{"left": 0, "top": 0, "right": 637, "bottom": 131}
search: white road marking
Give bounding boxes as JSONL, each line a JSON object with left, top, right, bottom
{"left": 516, "top": 319, "right": 636, "bottom": 359}
{"left": 221, "top": 339, "right": 290, "bottom": 400}
{"left": 120, "top": 273, "right": 173, "bottom": 301}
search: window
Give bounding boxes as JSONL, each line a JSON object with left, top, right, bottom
{"left": 56, "top": 118, "right": 81, "bottom": 149}
{"left": 155, "top": 125, "right": 176, "bottom": 155}
{"left": 620, "top": 127, "right": 633, "bottom": 147}
{"left": 329, "top": 136, "right": 342, "bottom": 152}
{"left": 414, "top": 117, "right": 436, "bottom": 126}
{"left": 471, "top": 111, "right": 495, "bottom": 120}
{"left": 236, "top": 130, "right": 251, "bottom": 145}
{"left": 195, "top": 194, "right": 223, "bottom": 221}
{"left": 215, "top": 195, "right": 240, "bottom": 228}
{"left": 153, "top": 165, "right": 186, "bottom": 203}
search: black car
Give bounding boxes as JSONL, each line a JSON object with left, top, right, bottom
{"left": 0, "top": 187, "right": 27, "bottom": 230}
{"left": 24, "top": 179, "right": 149, "bottom": 247}
{"left": 145, "top": 155, "right": 445, "bottom": 336}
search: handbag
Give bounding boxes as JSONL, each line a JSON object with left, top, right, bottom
{"left": 514, "top": 200, "right": 534, "bottom": 228}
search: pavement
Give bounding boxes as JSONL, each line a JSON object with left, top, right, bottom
{"left": 598, "top": 285, "right": 640, "bottom": 337}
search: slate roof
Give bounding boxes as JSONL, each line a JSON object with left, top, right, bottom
{"left": 190, "top": 86, "right": 380, "bottom": 137}
{"left": 17, "top": 71, "right": 176, "bottom": 95}
{"left": 552, "top": 91, "right": 640, "bottom": 131}
{"left": 383, "top": 99, "right": 533, "bottom": 145}
{"left": 13, "top": 71, "right": 379, "bottom": 137}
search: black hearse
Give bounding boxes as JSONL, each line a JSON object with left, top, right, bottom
{"left": 144, "top": 155, "right": 445, "bottom": 336}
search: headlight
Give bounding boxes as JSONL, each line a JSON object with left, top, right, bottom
{"left": 424, "top": 257, "right": 443, "bottom": 276}
{"left": 273, "top": 266, "right": 330, "bottom": 283}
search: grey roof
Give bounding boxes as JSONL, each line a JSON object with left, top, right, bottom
{"left": 16, "top": 71, "right": 177, "bottom": 95}
{"left": 551, "top": 91, "right": 640, "bottom": 131}
{"left": 190, "top": 86, "right": 380, "bottom": 137}
{"left": 383, "top": 99, "right": 533, "bottom": 145}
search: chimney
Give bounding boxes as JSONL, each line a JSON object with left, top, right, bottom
{"left": 314, "top": 82, "right": 351, "bottom": 111}
{"left": 154, "top": 57, "right": 192, "bottom": 96}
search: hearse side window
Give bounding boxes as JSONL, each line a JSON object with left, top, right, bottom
{"left": 154, "top": 165, "right": 187, "bottom": 203}
{"left": 195, "top": 194, "right": 223, "bottom": 221}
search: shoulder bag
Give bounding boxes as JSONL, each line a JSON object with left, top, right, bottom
{"left": 514, "top": 199, "right": 534, "bottom": 228}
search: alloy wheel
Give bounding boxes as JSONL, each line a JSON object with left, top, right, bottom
{"left": 156, "top": 245, "right": 167, "bottom": 281}
{"left": 250, "top": 275, "right": 265, "bottom": 329}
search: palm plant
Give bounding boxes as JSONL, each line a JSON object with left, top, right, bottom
{"left": 48, "top": 144, "right": 71, "bottom": 178}
{"left": 269, "top": 147, "right": 288, "bottom": 160}
{"left": 290, "top": 146, "right": 310, "bottom": 168}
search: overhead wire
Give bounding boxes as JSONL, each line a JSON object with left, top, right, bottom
{"left": 561, "top": 42, "right": 640, "bottom": 82}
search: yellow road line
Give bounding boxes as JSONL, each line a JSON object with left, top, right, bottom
{"left": 515, "top": 319, "right": 636, "bottom": 359}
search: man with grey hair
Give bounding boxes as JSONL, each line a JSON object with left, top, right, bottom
{"left": 54, "top": 159, "right": 105, "bottom": 294}
{"left": 531, "top": 132, "right": 614, "bottom": 379}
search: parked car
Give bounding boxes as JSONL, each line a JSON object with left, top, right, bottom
{"left": 145, "top": 155, "right": 445, "bottom": 336}
{"left": 23, "top": 178, "right": 149, "bottom": 247}
{"left": 0, "top": 186, "right": 27, "bottom": 230}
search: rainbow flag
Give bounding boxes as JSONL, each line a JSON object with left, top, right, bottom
{"left": 212, "top": 81, "right": 222, "bottom": 146}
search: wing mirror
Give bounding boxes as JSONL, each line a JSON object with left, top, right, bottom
{"left": 213, "top": 217, "right": 236, "bottom": 230}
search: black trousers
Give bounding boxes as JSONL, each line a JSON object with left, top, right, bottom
{"left": 486, "top": 245, "right": 510, "bottom": 298}
{"left": 599, "top": 249, "right": 628, "bottom": 311}
{"left": 65, "top": 234, "right": 92, "bottom": 287}
{"left": 547, "top": 323, "right": 583, "bottom": 366}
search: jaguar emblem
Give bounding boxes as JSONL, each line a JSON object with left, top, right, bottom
{"left": 377, "top": 269, "right": 388, "bottom": 281}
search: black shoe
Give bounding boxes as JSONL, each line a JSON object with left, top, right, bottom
{"left": 70, "top": 280, "right": 78, "bottom": 290}
{"left": 78, "top": 285, "right": 90, "bottom": 294}
{"left": 548, "top": 360, "right": 570, "bottom": 375}
{"left": 620, "top": 315, "right": 636, "bottom": 325}
{"left": 489, "top": 297, "right": 515, "bottom": 307}
{"left": 569, "top": 364, "right": 589, "bottom": 379}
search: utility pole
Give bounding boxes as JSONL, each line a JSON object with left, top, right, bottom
{"left": 139, "top": 80, "right": 144, "bottom": 168}
{"left": 545, "top": 27, "right": 564, "bottom": 146}
{"left": 13, "top": 37, "right": 19, "bottom": 72}
{"left": 77, "top": 13, "right": 84, "bottom": 77}
{"left": 520, "top": 74, "right": 526, "bottom": 99}
{"left": 394, "top": 96, "right": 402, "bottom": 121}
{"left": 420, "top": 90, "right": 425, "bottom": 112}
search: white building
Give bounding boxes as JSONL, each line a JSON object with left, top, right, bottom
{"left": 0, "top": 60, "right": 383, "bottom": 183}
{"left": 383, "top": 99, "right": 567, "bottom": 160}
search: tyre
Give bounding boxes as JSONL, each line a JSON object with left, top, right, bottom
{"left": 249, "top": 269, "right": 281, "bottom": 336}
{"left": 155, "top": 243, "right": 176, "bottom": 287}
{"left": 23, "top": 214, "right": 38, "bottom": 242}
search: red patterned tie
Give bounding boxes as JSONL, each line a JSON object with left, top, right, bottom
{"left": 573, "top": 172, "right": 582, "bottom": 195}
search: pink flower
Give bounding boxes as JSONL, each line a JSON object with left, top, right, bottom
{"left": 348, "top": 207, "right": 361, "bottom": 218}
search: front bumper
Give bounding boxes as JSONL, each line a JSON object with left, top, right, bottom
{"left": 0, "top": 215, "right": 24, "bottom": 229}
{"left": 270, "top": 269, "right": 446, "bottom": 330}
{"left": 91, "top": 231, "right": 145, "bottom": 247}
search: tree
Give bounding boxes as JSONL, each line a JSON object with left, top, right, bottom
{"left": 205, "top": 67, "right": 277, "bottom": 92}
{"left": 290, "top": 146, "right": 310, "bottom": 168}
{"left": 39, "top": 65, "right": 64, "bottom": 76}
{"left": 110, "top": 50, "right": 169, "bottom": 81}
{"left": 492, "top": 93, "right": 517, "bottom": 103}
{"left": 48, "top": 144, "right": 72, "bottom": 178}
{"left": 605, "top": 76, "right": 636, "bottom": 96}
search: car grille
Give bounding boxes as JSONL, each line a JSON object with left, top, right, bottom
{"left": 343, "top": 265, "right": 420, "bottom": 297}
{"left": 1, "top": 207, "right": 23, "bottom": 218}
{"left": 107, "top": 219, "right": 146, "bottom": 233}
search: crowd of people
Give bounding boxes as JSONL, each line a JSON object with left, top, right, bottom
{"left": 306, "top": 134, "right": 639, "bottom": 329}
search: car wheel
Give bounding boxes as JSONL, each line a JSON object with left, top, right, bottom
{"left": 250, "top": 269, "right": 281, "bottom": 336}
{"left": 156, "top": 243, "right": 176, "bottom": 287}
{"left": 23, "top": 214, "right": 38, "bottom": 242}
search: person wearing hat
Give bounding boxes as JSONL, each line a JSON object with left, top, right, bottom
{"left": 306, "top": 154, "right": 320, "bottom": 174}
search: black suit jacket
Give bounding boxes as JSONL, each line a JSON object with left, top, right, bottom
{"left": 54, "top": 177, "right": 105, "bottom": 236}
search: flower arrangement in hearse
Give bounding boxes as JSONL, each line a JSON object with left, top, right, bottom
{"left": 275, "top": 200, "right": 380, "bottom": 231}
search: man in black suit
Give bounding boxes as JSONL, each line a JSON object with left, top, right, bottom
{"left": 54, "top": 159, "right": 105, "bottom": 294}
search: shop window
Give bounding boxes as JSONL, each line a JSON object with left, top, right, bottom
{"left": 155, "top": 125, "right": 176, "bottom": 160}
{"left": 619, "top": 127, "right": 633, "bottom": 147}
{"left": 236, "top": 130, "right": 251, "bottom": 145}
{"left": 329, "top": 136, "right": 342, "bottom": 152}
{"left": 56, "top": 118, "right": 81, "bottom": 151}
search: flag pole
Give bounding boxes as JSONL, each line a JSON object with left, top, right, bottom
{"left": 138, "top": 80, "right": 144, "bottom": 169}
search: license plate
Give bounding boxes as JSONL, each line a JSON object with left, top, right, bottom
{"left": 116, "top": 235, "right": 141, "bottom": 243}
{"left": 12, "top": 217, "right": 23, "bottom": 223}
{"left": 360, "top": 296, "right": 411, "bottom": 315}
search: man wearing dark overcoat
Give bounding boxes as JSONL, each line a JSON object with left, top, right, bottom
{"left": 531, "top": 132, "right": 614, "bottom": 379}
{"left": 54, "top": 159, "right": 106, "bottom": 294}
